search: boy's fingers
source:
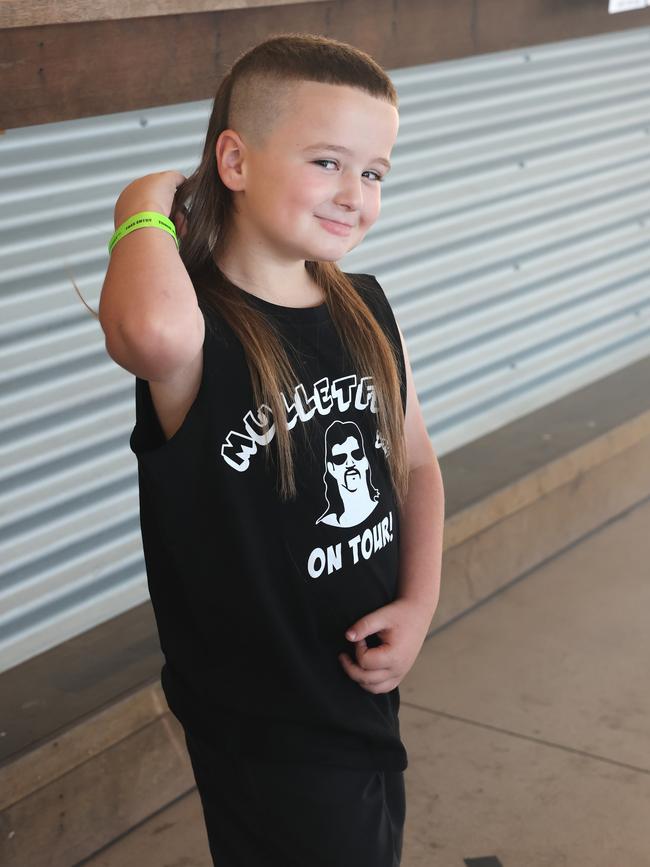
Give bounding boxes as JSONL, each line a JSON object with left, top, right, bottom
{"left": 174, "top": 209, "right": 188, "bottom": 239}
{"left": 339, "top": 653, "right": 393, "bottom": 683}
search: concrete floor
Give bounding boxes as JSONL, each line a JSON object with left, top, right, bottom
{"left": 81, "top": 496, "right": 650, "bottom": 867}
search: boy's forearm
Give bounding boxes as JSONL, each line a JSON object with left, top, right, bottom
{"left": 396, "top": 459, "right": 445, "bottom": 620}
{"left": 99, "top": 198, "right": 197, "bottom": 343}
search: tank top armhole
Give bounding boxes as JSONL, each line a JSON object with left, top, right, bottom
{"left": 128, "top": 307, "right": 212, "bottom": 461}
{"left": 358, "top": 273, "right": 407, "bottom": 417}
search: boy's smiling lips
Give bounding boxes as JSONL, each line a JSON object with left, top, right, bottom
{"left": 316, "top": 215, "right": 357, "bottom": 228}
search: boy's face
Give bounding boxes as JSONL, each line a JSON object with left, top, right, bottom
{"left": 222, "top": 80, "right": 399, "bottom": 263}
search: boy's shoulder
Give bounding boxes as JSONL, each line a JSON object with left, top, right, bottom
{"left": 344, "top": 270, "right": 379, "bottom": 288}
{"left": 344, "top": 271, "right": 393, "bottom": 315}
{"left": 344, "top": 270, "right": 384, "bottom": 301}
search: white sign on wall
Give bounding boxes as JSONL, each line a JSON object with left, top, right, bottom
{"left": 608, "top": 0, "right": 648, "bottom": 12}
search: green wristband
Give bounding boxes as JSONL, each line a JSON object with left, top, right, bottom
{"left": 108, "top": 210, "right": 179, "bottom": 255}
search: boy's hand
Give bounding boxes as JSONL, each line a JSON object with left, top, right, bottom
{"left": 173, "top": 204, "right": 190, "bottom": 240}
{"left": 114, "top": 170, "right": 187, "bottom": 228}
{"left": 339, "top": 598, "right": 433, "bottom": 694}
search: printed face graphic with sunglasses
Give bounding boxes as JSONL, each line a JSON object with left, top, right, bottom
{"left": 316, "top": 420, "right": 381, "bottom": 528}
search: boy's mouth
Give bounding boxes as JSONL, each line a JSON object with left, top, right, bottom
{"left": 316, "top": 216, "right": 355, "bottom": 235}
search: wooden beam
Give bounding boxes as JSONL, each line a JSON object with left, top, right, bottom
{"left": 1, "top": 0, "right": 649, "bottom": 130}
{"left": 0, "top": 0, "right": 331, "bottom": 29}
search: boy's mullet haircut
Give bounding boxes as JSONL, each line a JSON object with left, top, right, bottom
{"left": 77, "top": 33, "right": 408, "bottom": 507}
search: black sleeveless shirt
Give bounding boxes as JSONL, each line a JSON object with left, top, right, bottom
{"left": 130, "top": 272, "right": 408, "bottom": 770}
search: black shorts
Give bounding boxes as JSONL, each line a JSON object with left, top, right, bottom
{"left": 183, "top": 728, "right": 406, "bottom": 867}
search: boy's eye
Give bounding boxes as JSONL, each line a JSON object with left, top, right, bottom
{"left": 312, "top": 159, "right": 384, "bottom": 183}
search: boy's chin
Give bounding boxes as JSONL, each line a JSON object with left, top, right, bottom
{"left": 306, "top": 241, "right": 359, "bottom": 262}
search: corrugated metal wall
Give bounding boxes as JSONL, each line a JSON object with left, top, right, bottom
{"left": 1, "top": 26, "right": 649, "bottom": 673}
